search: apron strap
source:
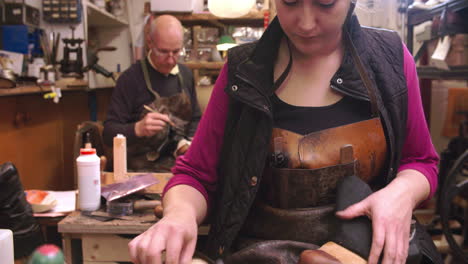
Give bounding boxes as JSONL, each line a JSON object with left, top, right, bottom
{"left": 344, "top": 30, "right": 380, "bottom": 118}
{"left": 272, "top": 38, "right": 293, "bottom": 92}
{"left": 140, "top": 59, "right": 161, "bottom": 100}
{"left": 176, "top": 71, "right": 186, "bottom": 93}
{"left": 140, "top": 59, "right": 187, "bottom": 100}
{"left": 272, "top": 33, "right": 380, "bottom": 118}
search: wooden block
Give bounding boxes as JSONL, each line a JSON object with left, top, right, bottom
{"left": 82, "top": 234, "right": 132, "bottom": 262}
{"left": 320, "top": 242, "right": 367, "bottom": 264}
{"left": 113, "top": 135, "right": 127, "bottom": 182}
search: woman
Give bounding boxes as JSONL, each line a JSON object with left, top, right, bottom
{"left": 129, "top": 1, "right": 440, "bottom": 263}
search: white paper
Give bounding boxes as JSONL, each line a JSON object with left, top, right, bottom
{"left": 0, "top": 50, "right": 24, "bottom": 75}
{"left": 48, "top": 190, "right": 76, "bottom": 213}
{"left": 33, "top": 190, "right": 76, "bottom": 217}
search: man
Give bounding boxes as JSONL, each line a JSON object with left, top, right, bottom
{"left": 103, "top": 15, "right": 201, "bottom": 172}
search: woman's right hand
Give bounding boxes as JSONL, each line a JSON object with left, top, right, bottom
{"left": 128, "top": 209, "right": 199, "bottom": 264}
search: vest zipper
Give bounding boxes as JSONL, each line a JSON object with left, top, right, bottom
{"left": 234, "top": 73, "right": 273, "bottom": 119}
{"left": 330, "top": 84, "right": 370, "bottom": 102}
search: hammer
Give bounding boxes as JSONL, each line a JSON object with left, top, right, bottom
{"left": 107, "top": 199, "right": 162, "bottom": 216}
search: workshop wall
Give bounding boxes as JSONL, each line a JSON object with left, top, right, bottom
{"left": 0, "top": 89, "right": 112, "bottom": 190}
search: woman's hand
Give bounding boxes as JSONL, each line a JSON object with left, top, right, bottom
{"left": 129, "top": 185, "right": 208, "bottom": 264}
{"left": 335, "top": 170, "right": 430, "bottom": 264}
{"left": 128, "top": 210, "right": 198, "bottom": 264}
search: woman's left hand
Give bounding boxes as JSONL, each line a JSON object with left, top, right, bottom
{"left": 335, "top": 171, "right": 429, "bottom": 264}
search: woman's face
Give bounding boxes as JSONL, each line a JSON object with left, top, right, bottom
{"left": 275, "top": 0, "right": 352, "bottom": 56}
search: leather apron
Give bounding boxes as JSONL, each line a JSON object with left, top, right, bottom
{"left": 229, "top": 32, "right": 388, "bottom": 262}
{"left": 127, "top": 60, "right": 192, "bottom": 172}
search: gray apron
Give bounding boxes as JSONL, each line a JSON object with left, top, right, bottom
{"left": 127, "top": 59, "right": 192, "bottom": 172}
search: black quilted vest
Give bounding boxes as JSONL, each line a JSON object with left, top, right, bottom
{"left": 204, "top": 15, "right": 408, "bottom": 259}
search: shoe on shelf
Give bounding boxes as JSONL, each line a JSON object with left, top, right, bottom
{"left": 408, "top": 0, "right": 443, "bottom": 10}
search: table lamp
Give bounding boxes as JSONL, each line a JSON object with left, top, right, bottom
{"left": 217, "top": 35, "right": 237, "bottom": 58}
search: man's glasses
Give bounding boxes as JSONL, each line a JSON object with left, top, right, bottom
{"left": 153, "top": 46, "right": 182, "bottom": 58}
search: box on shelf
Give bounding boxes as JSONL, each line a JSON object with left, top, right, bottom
{"left": 427, "top": 34, "right": 468, "bottom": 69}
{"left": 2, "top": 2, "right": 40, "bottom": 27}
{"left": 150, "top": 0, "right": 204, "bottom": 13}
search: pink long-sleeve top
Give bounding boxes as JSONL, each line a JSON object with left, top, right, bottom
{"left": 163, "top": 44, "right": 440, "bottom": 209}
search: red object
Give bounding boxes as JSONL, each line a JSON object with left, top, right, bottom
{"left": 25, "top": 190, "right": 48, "bottom": 204}
{"left": 37, "top": 244, "right": 61, "bottom": 256}
{"left": 80, "top": 148, "right": 96, "bottom": 155}
{"left": 263, "top": 10, "right": 269, "bottom": 29}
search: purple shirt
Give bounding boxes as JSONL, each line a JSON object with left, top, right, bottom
{"left": 164, "top": 43, "right": 439, "bottom": 208}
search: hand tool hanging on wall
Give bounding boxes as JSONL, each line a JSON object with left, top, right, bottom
{"left": 82, "top": 46, "right": 117, "bottom": 81}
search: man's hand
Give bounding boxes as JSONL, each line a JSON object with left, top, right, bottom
{"left": 135, "top": 112, "right": 172, "bottom": 137}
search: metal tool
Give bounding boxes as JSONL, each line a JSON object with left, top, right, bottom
{"left": 101, "top": 174, "right": 158, "bottom": 202}
{"left": 59, "top": 26, "right": 84, "bottom": 78}
{"left": 83, "top": 46, "right": 116, "bottom": 81}
{"left": 106, "top": 199, "right": 161, "bottom": 216}
{"left": 81, "top": 210, "right": 132, "bottom": 222}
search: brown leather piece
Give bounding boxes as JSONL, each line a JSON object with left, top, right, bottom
{"left": 262, "top": 162, "right": 355, "bottom": 208}
{"left": 225, "top": 240, "right": 319, "bottom": 264}
{"left": 240, "top": 200, "right": 336, "bottom": 245}
{"left": 298, "top": 249, "right": 342, "bottom": 264}
{"left": 270, "top": 117, "right": 387, "bottom": 182}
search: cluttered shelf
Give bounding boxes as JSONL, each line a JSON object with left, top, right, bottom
{"left": 155, "top": 10, "right": 266, "bottom": 27}
{"left": 406, "top": 0, "right": 468, "bottom": 52}
{"left": 407, "top": 0, "right": 468, "bottom": 26}
{"left": 0, "top": 79, "right": 94, "bottom": 97}
{"left": 86, "top": 0, "right": 129, "bottom": 27}
{"left": 417, "top": 65, "right": 468, "bottom": 79}
{"left": 185, "top": 61, "right": 225, "bottom": 70}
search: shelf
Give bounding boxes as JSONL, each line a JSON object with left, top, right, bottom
{"left": 0, "top": 79, "right": 90, "bottom": 97}
{"left": 417, "top": 65, "right": 468, "bottom": 79}
{"left": 408, "top": 0, "right": 468, "bottom": 26}
{"left": 185, "top": 61, "right": 225, "bottom": 70}
{"left": 86, "top": 1, "right": 128, "bottom": 27}
{"left": 156, "top": 10, "right": 265, "bottom": 27}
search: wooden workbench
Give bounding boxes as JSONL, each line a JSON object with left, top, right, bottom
{"left": 58, "top": 211, "right": 209, "bottom": 263}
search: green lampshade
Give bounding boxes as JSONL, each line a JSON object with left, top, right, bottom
{"left": 217, "top": 35, "right": 237, "bottom": 51}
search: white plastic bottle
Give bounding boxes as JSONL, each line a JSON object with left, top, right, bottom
{"left": 0, "top": 229, "right": 14, "bottom": 264}
{"left": 76, "top": 148, "right": 101, "bottom": 211}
